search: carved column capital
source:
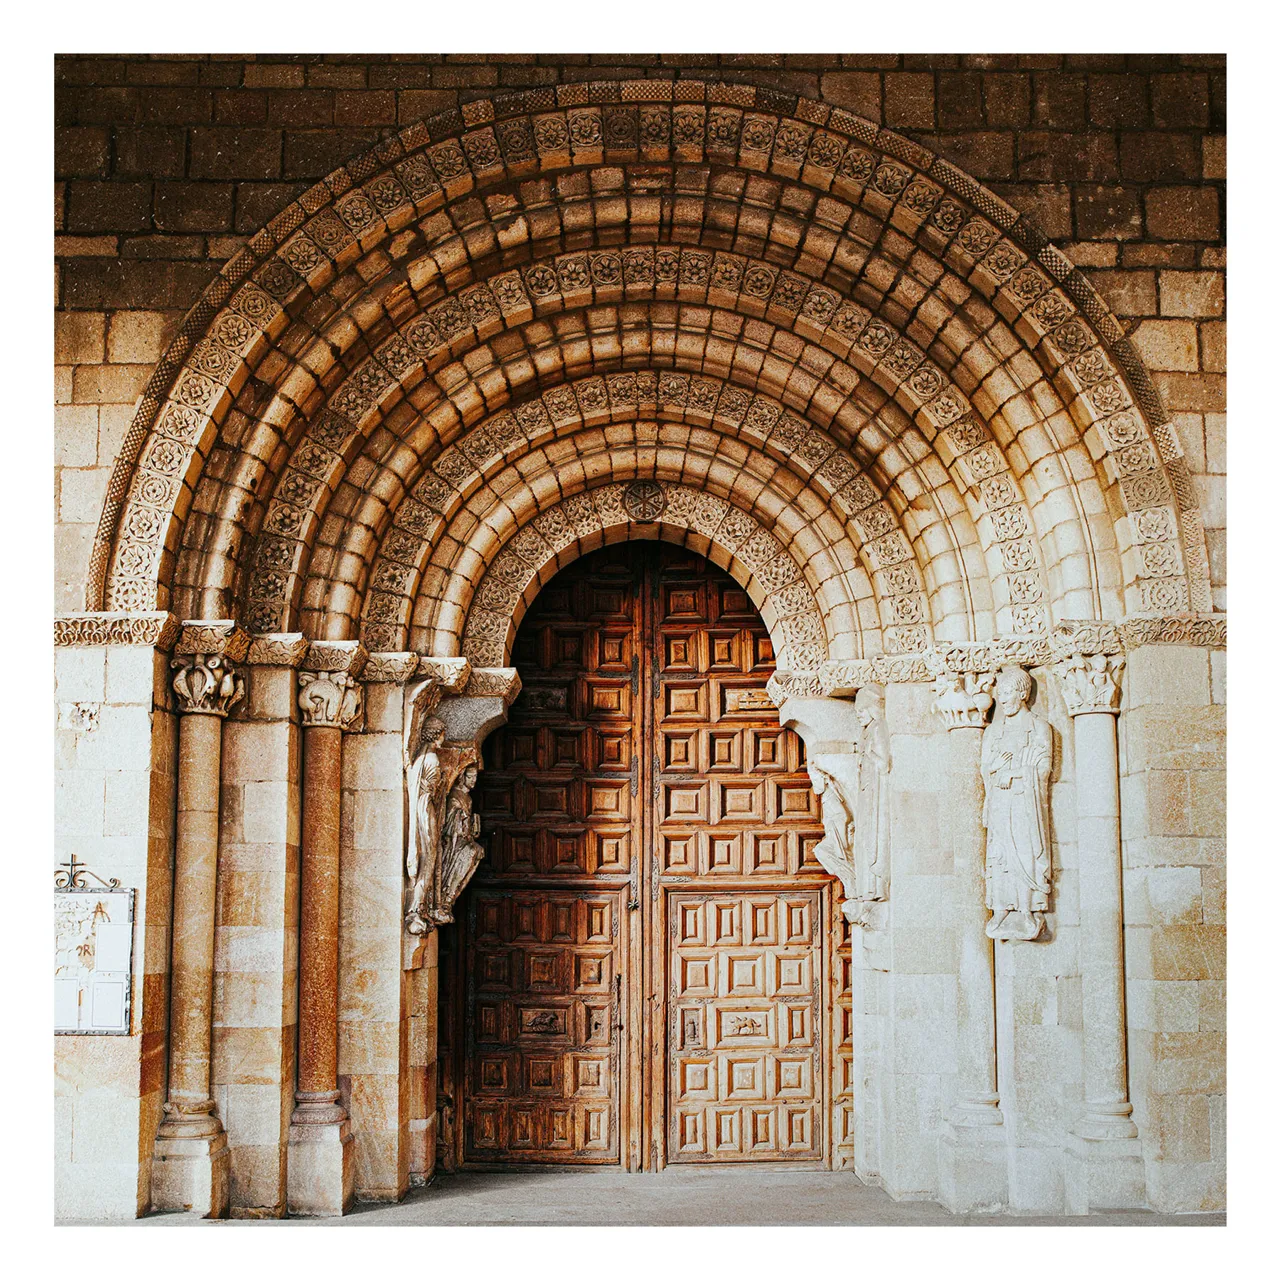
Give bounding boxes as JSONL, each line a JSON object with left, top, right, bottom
{"left": 931, "top": 669, "right": 996, "bottom": 731}
{"left": 297, "top": 669, "right": 365, "bottom": 731}
{"left": 171, "top": 652, "right": 246, "bottom": 718}
{"left": 1055, "top": 652, "right": 1124, "bottom": 716}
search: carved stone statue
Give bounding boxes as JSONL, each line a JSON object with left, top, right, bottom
{"left": 405, "top": 714, "right": 449, "bottom": 935}
{"left": 852, "top": 684, "right": 891, "bottom": 917}
{"left": 404, "top": 677, "right": 482, "bottom": 935}
{"left": 980, "top": 666, "right": 1053, "bottom": 942}
{"left": 808, "top": 760, "right": 858, "bottom": 917}
{"left": 435, "top": 764, "right": 485, "bottom": 926}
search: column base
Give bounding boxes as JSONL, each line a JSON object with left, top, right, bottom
{"left": 287, "top": 1117, "right": 355, "bottom": 1217}
{"left": 938, "top": 1116, "right": 1009, "bottom": 1214}
{"left": 151, "top": 1130, "right": 230, "bottom": 1218}
{"left": 1063, "top": 1131, "right": 1146, "bottom": 1215}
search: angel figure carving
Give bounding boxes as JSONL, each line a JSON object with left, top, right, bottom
{"left": 852, "top": 683, "right": 891, "bottom": 913}
{"left": 808, "top": 761, "right": 859, "bottom": 920}
{"left": 405, "top": 714, "right": 449, "bottom": 935}
{"left": 980, "top": 666, "right": 1053, "bottom": 942}
{"left": 434, "top": 764, "right": 485, "bottom": 926}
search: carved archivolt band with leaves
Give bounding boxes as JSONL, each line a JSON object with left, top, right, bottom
{"left": 90, "top": 82, "right": 1208, "bottom": 645}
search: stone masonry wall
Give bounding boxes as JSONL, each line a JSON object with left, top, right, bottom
{"left": 54, "top": 54, "right": 1226, "bottom": 618}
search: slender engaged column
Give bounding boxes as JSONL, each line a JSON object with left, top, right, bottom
{"left": 1058, "top": 651, "right": 1146, "bottom": 1213}
{"left": 287, "top": 643, "right": 365, "bottom": 1217}
{"left": 933, "top": 669, "right": 1008, "bottom": 1213}
{"left": 151, "top": 622, "right": 247, "bottom": 1218}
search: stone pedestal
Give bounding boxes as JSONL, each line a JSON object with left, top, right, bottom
{"left": 1063, "top": 1132, "right": 1147, "bottom": 1214}
{"left": 286, "top": 1114, "right": 355, "bottom": 1217}
{"left": 938, "top": 1119, "right": 1009, "bottom": 1215}
{"left": 150, "top": 1130, "right": 230, "bottom": 1217}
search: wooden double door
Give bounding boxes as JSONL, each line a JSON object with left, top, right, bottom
{"left": 437, "top": 544, "right": 853, "bottom": 1170}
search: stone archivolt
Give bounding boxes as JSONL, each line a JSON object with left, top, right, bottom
{"left": 87, "top": 86, "right": 1208, "bottom": 669}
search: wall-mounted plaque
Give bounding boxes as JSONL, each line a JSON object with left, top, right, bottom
{"left": 54, "top": 858, "right": 134, "bottom": 1035}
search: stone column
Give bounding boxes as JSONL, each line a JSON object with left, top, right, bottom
{"left": 1058, "top": 650, "right": 1146, "bottom": 1213}
{"left": 287, "top": 642, "right": 366, "bottom": 1216}
{"left": 933, "top": 667, "right": 1008, "bottom": 1213}
{"left": 151, "top": 621, "right": 247, "bottom": 1218}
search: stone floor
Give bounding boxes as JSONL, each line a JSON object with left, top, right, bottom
{"left": 135, "top": 1168, "right": 1226, "bottom": 1227}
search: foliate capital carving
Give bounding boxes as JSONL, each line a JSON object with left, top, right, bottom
{"left": 364, "top": 652, "right": 423, "bottom": 684}
{"left": 247, "top": 632, "right": 308, "bottom": 667}
{"left": 766, "top": 670, "right": 823, "bottom": 704}
{"left": 419, "top": 656, "right": 472, "bottom": 693}
{"left": 297, "top": 669, "right": 365, "bottom": 731}
{"left": 171, "top": 652, "right": 245, "bottom": 718}
{"left": 1119, "top": 613, "right": 1226, "bottom": 650}
{"left": 1055, "top": 652, "right": 1124, "bottom": 716}
{"left": 462, "top": 666, "right": 523, "bottom": 705}
{"left": 302, "top": 639, "right": 367, "bottom": 678}
{"left": 932, "top": 669, "right": 996, "bottom": 730}
{"left": 175, "top": 619, "right": 250, "bottom": 663}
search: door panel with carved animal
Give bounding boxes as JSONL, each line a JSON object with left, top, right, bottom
{"left": 450, "top": 543, "right": 840, "bottom": 1170}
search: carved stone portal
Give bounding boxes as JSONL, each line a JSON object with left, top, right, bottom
{"left": 980, "top": 666, "right": 1053, "bottom": 942}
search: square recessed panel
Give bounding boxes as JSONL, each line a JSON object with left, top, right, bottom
{"left": 575, "top": 952, "right": 610, "bottom": 991}
{"left": 746, "top": 832, "right": 788, "bottom": 875}
{"left": 549, "top": 833, "right": 586, "bottom": 872}
{"left": 664, "top": 782, "right": 707, "bottom": 822}
{"left": 773, "top": 779, "right": 817, "bottom": 821}
{"left": 527, "top": 951, "right": 560, "bottom": 989}
{"left": 676, "top": 1110, "right": 705, "bottom": 1154}
{"left": 546, "top": 1107, "right": 573, "bottom": 1149}
{"left": 676, "top": 899, "right": 704, "bottom": 944}
{"left": 663, "top": 729, "right": 699, "bottom": 771}
{"left": 663, "top": 682, "right": 707, "bottom": 720}
{"left": 510, "top": 1108, "right": 536, "bottom": 1148}
{"left": 584, "top": 900, "right": 612, "bottom": 941}
{"left": 592, "top": 729, "right": 631, "bottom": 772}
{"left": 597, "top": 630, "right": 632, "bottom": 671}
{"left": 746, "top": 901, "right": 777, "bottom": 944}
{"left": 706, "top": 729, "right": 741, "bottom": 772}
{"left": 587, "top": 680, "right": 631, "bottom": 719}
{"left": 472, "top": 1105, "right": 502, "bottom": 1148}
{"left": 478, "top": 1056, "right": 508, "bottom": 1093}
{"left": 519, "top": 1006, "right": 567, "bottom": 1038}
{"left": 783, "top": 1107, "right": 815, "bottom": 1151}
{"left": 723, "top": 1056, "right": 766, "bottom": 1100}
{"left": 589, "top": 586, "right": 629, "bottom": 618}
{"left": 798, "top": 833, "right": 824, "bottom": 871}
{"left": 707, "top": 631, "right": 740, "bottom": 671}
{"left": 551, "top": 729, "right": 584, "bottom": 768}
{"left": 676, "top": 954, "right": 715, "bottom": 997}
{"left": 499, "top": 831, "right": 536, "bottom": 873}
{"left": 573, "top": 1055, "right": 609, "bottom": 1096}
{"left": 505, "top": 730, "right": 538, "bottom": 769}
{"left": 713, "top": 1108, "right": 741, "bottom": 1152}
{"left": 663, "top": 583, "right": 706, "bottom": 621}
{"left": 716, "top": 781, "right": 763, "bottom": 822}
{"left": 726, "top": 953, "right": 765, "bottom": 996}
{"left": 595, "top": 829, "right": 628, "bottom": 871}
{"left": 772, "top": 1058, "right": 812, "bottom": 1098}
{"left": 718, "top": 584, "right": 755, "bottom": 620}
{"left": 720, "top": 684, "right": 776, "bottom": 717}
{"left": 531, "top": 782, "right": 571, "bottom": 819}
{"left": 477, "top": 951, "right": 512, "bottom": 989}
{"left": 750, "top": 632, "right": 775, "bottom": 670}
{"left": 553, "top": 631, "right": 585, "bottom": 668}
{"left": 662, "top": 831, "right": 697, "bottom": 873}
{"left": 588, "top": 781, "right": 629, "bottom": 821}
{"left": 784, "top": 899, "right": 812, "bottom": 943}
{"left": 706, "top": 833, "right": 742, "bottom": 874}
{"left": 746, "top": 729, "right": 786, "bottom": 771}
{"left": 678, "top": 1058, "right": 715, "bottom": 1100}
{"left": 663, "top": 634, "right": 699, "bottom": 672}
{"left": 774, "top": 953, "right": 811, "bottom": 995}
{"left": 747, "top": 1107, "right": 776, "bottom": 1152}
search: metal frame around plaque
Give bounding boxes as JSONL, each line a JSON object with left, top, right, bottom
{"left": 55, "top": 857, "right": 135, "bottom": 1036}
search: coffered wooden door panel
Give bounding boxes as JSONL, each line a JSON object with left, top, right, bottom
{"left": 446, "top": 543, "right": 840, "bottom": 1171}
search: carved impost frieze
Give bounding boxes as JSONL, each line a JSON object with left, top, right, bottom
{"left": 1055, "top": 652, "right": 1125, "bottom": 716}
{"left": 297, "top": 669, "right": 364, "bottom": 731}
{"left": 817, "top": 661, "right": 876, "bottom": 699}
{"left": 175, "top": 619, "right": 251, "bottom": 663}
{"left": 1119, "top": 613, "right": 1226, "bottom": 650}
{"left": 171, "top": 653, "right": 245, "bottom": 718}
{"left": 461, "top": 667, "right": 523, "bottom": 705}
{"left": 364, "top": 652, "right": 423, "bottom": 684}
{"left": 302, "top": 640, "right": 367, "bottom": 678}
{"left": 246, "top": 632, "right": 308, "bottom": 667}
{"left": 418, "top": 656, "right": 472, "bottom": 693}
{"left": 766, "top": 670, "right": 823, "bottom": 705}
{"left": 55, "top": 611, "right": 179, "bottom": 650}
{"left": 929, "top": 637, "right": 1049, "bottom": 675}
{"left": 1050, "top": 619, "right": 1122, "bottom": 660}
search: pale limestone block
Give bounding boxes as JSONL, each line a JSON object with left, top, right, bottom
{"left": 351, "top": 791, "right": 403, "bottom": 855}
{"left": 59, "top": 466, "right": 112, "bottom": 524}
{"left": 344, "top": 732, "right": 403, "bottom": 790}
{"left": 72, "top": 1095, "right": 141, "bottom": 1164}
{"left": 340, "top": 926, "right": 401, "bottom": 975}
{"left": 102, "top": 769, "right": 152, "bottom": 838}
{"left": 1150, "top": 982, "right": 1201, "bottom": 1033}
{"left": 1197, "top": 980, "right": 1225, "bottom": 1032}
{"left": 1145, "top": 866, "right": 1204, "bottom": 926}
{"left": 216, "top": 970, "right": 294, "bottom": 1030}
{"left": 246, "top": 665, "right": 296, "bottom": 721}
{"left": 221, "top": 1082, "right": 289, "bottom": 1146}
{"left": 107, "top": 310, "right": 172, "bottom": 364}
{"left": 349, "top": 1073, "right": 403, "bottom": 1131}
{"left": 891, "top": 874, "right": 955, "bottom": 927}
{"left": 1187, "top": 771, "right": 1225, "bottom": 838}
{"left": 339, "top": 872, "right": 403, "bottom": 931}
{"left": 105, "top": 643, "right": 162, "bottom": 703}
{"left": 1151, "top": 925, "right": 1225, "bottom": 982}
{"left": 338, "top": 1018, "right": 402, "bottom": 1078}
{"left": 1146, "top": 1158, "right": 1225, "bottom": 1213}
{"left": 1124, "top": 646, "right": 1211, "bottom": 709}
{"left": 1150, "top": 1030, "right": 1226, "bottom": 1095}
{"left": 889, "top": 926, "right": 958, "bottom": 975}
{"left": 216, "top": 925, "right": 291, "bottom": 975}
{"left": 1208, "top": 1094, "right": 1225, "bottom": 1162}
{"left": 242, "top": 779, "right": 292, "bottom": 845}
{"left": 338, "top": 966, "right": 402, "bottom": 1024}
{"left": 223, "top": 721, "right": 294, "bottom": 784}
{"left": 365, "top": 684, "right": 405, "bottom": 733}
{"left": 56, "top": 405, "right": 99, "bottom": 467}
{"left": 1007, "top": 1144, "right": 1064, "bottom": 1214}
{"left": 57, "top": 1160, "right": 146, "bottom": 1221}
{"left": 1057, "top": 972, "right": 1083, "bottom": 1030}
{"left": 56, "top": 645, "right": 107, "bottom": 702}
{"left": 55, "top": 769, "right": 106, "bottom": 840}
{"left": 885, "top": 683, "right": 937, "bottom": 734}
{"left": 229, "top": 1143, "right": 286, "bottom": 1217}
{"left": 1123, "top": 925, "right": 1154, "bottom": 981}
{"left": 1053, "top": 867, "right": 1081, "bottom": 926}
{"left": 74, "top": 703, "right": 156, "bottom": 771}
{"left": 1208, "top": 649, "right": 1226, "bottom": 704}
{"left": 215, "top": 1025, "right": 290, "bottom": 1088}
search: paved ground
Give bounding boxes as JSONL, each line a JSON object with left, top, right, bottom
{"left": 132, "top": 1167, "right": 1225, "bottom": 1227}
